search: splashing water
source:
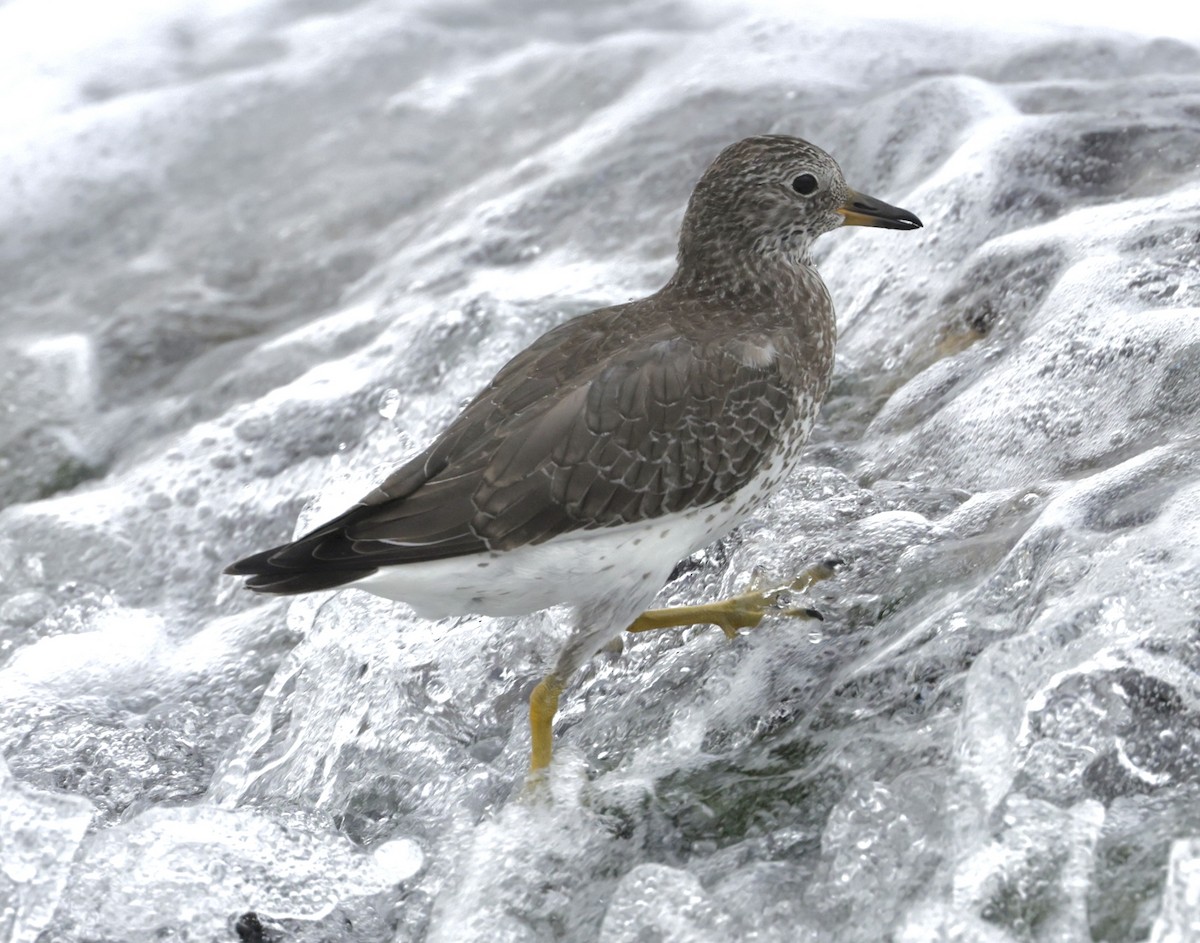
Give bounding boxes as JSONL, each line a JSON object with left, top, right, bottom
{"left": 3, "top": 2, "right": 1200, "bottom": 941}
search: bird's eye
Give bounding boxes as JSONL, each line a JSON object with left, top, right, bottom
{"left": 791, "top": 173, "right": 819, "bottom": 196}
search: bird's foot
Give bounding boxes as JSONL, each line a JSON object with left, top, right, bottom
{"left": 625, "top": 558, "right": 840, "bottom": 640}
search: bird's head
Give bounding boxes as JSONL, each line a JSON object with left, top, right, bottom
{"left": 678, "top": 134, "right": 922, "bottom": 269}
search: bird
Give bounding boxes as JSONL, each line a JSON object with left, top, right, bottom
{"left": 225, "top": 134, "right": 922, "bottom": 777}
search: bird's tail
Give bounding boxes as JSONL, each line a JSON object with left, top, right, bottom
{"left": 224, "top": 542, "right": 377, "bottom": 595}
{"left": 224, "top": 509, "right": 380, "bottom": 595}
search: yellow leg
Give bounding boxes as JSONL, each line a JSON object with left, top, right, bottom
{"left": 529, "top": 674, "right": 564, "bottom": 775}
{"left": 523, "top": 562, "right": 838, "bottom": 779}
{"left": 626, "top": 560, "right": 839, "bottom": 640}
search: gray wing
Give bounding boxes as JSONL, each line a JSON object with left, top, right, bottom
{"left": 226, "top": 314, "right": 798, "bottom": 591}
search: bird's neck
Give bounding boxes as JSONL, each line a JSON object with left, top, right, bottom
{"left": 666, "top": 241, "right": 822, "bottom": 310}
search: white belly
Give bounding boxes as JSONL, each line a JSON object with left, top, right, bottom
{"left": 350, "top": 503, "right": 732, "bottom": 618}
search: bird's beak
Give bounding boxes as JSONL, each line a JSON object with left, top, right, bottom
{"left": 837, "top": 189, "right": 923, "bottom": 230}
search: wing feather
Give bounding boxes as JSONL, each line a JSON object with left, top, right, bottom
{"left": 226, "top": 302, "right": 802, "bottom": 593}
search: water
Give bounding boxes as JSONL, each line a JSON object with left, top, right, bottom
{"left": 2, "top": 1, "right": 1200, "bottom": 940}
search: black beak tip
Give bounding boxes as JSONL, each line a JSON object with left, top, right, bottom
{"left": 852, "top": 201, "right": 923, "bottom": 231}
{"left": 843, "top": 192, "right": 924, "bottom": 231}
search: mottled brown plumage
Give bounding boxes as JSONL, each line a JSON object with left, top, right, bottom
{"left": 227, "top": 134, "right": 920, "bottom": 610}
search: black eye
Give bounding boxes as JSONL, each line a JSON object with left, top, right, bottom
{"left": 791, "top": 173, "right": 818, "bottom": 196}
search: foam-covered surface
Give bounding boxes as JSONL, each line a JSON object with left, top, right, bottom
{"left": 2, "top": 1, "right": 1199, "bottom": 940}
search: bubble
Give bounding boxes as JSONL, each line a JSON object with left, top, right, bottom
{"left": 377, "top": 388, "right": 401, "bottom": 421}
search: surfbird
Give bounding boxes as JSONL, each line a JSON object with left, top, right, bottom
{"left": 226, "top": 135, "right": 922, "bottom": 776}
